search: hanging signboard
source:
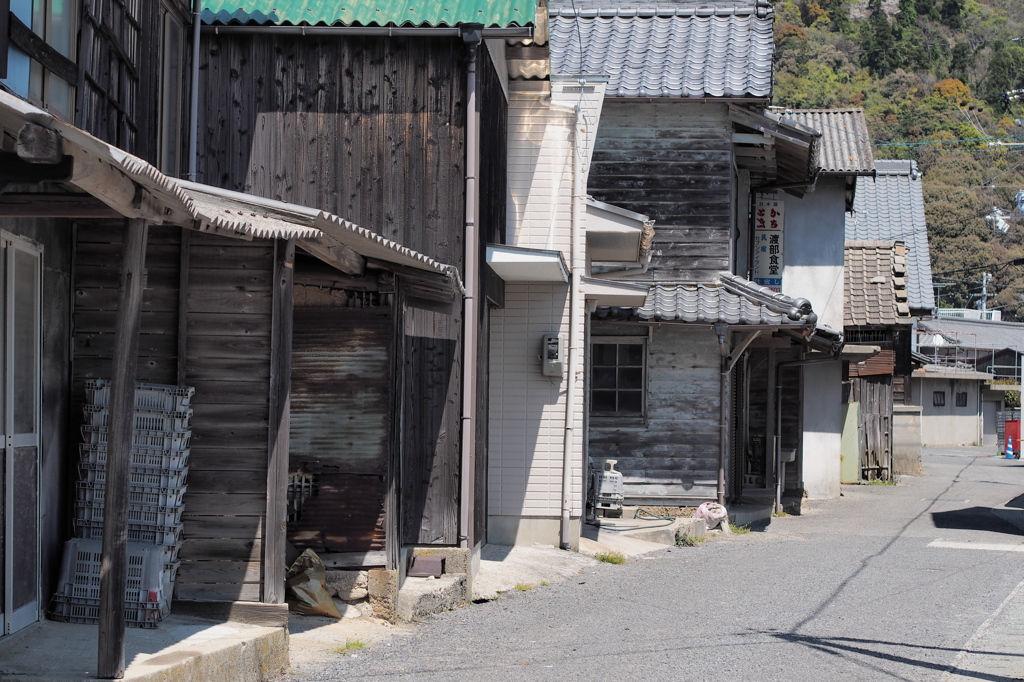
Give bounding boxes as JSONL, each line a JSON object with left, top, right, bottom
{"left": 752, "top": 195, "right": 784, "bottom": 292}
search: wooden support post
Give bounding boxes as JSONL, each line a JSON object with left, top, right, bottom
{"left": 176, "top": 228, "right": 191, "bottom": 386}
{"left": 98, "top": 218, "right": 148, "bottom": 679}
{"left": 264, "top": 239, "right": 294, "bottom": 603}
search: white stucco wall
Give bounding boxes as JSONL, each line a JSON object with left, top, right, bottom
{"left": 911, "top": 376, "right": 984, "bottom": 446}
{"left": 801, "top": 360, "right": 843, "bottom": 499}
{"left": 776, "top": 177, "right": 847, "bottom": 499}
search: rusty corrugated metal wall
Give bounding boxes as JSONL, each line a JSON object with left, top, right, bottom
{"left": 289, "top": 288, "right": 394, "bottom": 557}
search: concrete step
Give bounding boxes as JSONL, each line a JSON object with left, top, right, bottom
{"left": 395, "top": 574, "right": 467, "bottom": 620}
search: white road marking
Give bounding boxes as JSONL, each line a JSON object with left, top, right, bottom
{"left": 941, "top": 575, "right": 1024, "bottom": 680}
{"left": 929, "top": 539, "right": 1024, "bottom": 552}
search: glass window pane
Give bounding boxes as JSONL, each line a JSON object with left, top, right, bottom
{"left": 619, "top": 391, "right": 643, "bottom": 414}
{"left": 593, "top": 367, "right": 616, "bottom": 389}
{"left": 619, "top": 344, "right": 643, "bottom": 366}
{"left": 592, "top": 391, "right": 616, "bottom": 413}
{"left": 13, "top": 249, "right": 38, "bottom": 435}
{"left": 12, "top": 446, "right": 37, "bottom": 610}
{"left": 44, "top": 73, "right": 74, "bottom": 121}
{"left": 29, "top": 60, "right": 44, "bottom": 103}
{"left": 49, "top": 0, "right": 76, "bottom": 59}
{"left": 618, "top": 367, "right": 643, "bottom": 390}
{"left": 592, "top": 344, "right": 616, "bottom": 366}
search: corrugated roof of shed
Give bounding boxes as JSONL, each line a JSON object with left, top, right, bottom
{"left": 846, "top": 160, "right": 935, "bottom": 311}
{"left": 547, "top": 3, "right": 774, "bottom": 98}
{"left": 201, "top": 0, "right": 535, "bottom": 27}
{"left": 786, "top": 109, "right": 874, "bottom": 174}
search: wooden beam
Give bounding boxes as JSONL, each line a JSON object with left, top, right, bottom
{"left": 97, "top": 218, "right": 149, "bottom": 679}
{"left": 297, "top": 235, "right": 365, "bottom": 276}
{"left": 66, "top": 144, "right": 162, "bottom": 222}
{"left": 170, "top": 601, "right": 288, "bottom": 626}
{"left": 8, "top": 12, "right": 78, "bottom": 86}
{"left": 264, "top": 239, "right": 294, "bottom": 604}
{"left": 16, "top": 123, "right": 63, "bottom": 164}
{"left": 0, "top": 194, "right": 120, "bottom": 218}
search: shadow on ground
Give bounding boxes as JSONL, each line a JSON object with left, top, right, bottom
{"left": 931, "top": 507, "right": 1024, "bottom": 535}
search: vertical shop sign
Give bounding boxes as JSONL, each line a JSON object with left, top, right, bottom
{"left": 752, "top": 195, "right": 784, "bottom": 292}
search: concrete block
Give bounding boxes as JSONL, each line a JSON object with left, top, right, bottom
{"left": 324, "top": 570, "right": 368, "bottom": 601}
{"left": 368, "top": 568, "right": 398, "bottom": 623}
{"left": 411, "top": 546, "right": 473, "bottom": 599}
{"left": 675, "top": 518, "right": 706, "bottom": 543}
{"left": 396, "top": 575, "right": 467, "bottom": 621}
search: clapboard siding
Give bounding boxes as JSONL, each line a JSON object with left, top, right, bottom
{"left": 198, "top": 33, "right": 467, "bottom": 268}
{"left": 178, "top": 232, "right": 272, "bottom": 602}
{"left": 587, "top": 102, "right": 733, "bottom": 282}
{"left": 589, "top": 323, "right": 720, "bottom": 502}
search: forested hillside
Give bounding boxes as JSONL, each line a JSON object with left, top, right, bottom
{"left": 772, "top": 0, "right": 1024, "bottom": 319}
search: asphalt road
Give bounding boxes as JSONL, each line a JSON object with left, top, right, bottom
{"left": 287, "top": 447, "right": 1024, "bottom": 681}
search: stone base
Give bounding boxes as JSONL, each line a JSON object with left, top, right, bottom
{"left": 396, "top": 575, "right": 467, "bottom": 620}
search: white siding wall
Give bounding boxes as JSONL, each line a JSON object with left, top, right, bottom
{"left": 489, "top": 284, "right": 584, "bottom": 516}
{"left": 488, "top": 87, "right": 588, "bottom": 535}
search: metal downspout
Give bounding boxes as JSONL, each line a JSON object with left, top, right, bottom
{"left": 187, "top": 0, "right": 201, "bottom": 181}
{"left": 561, "top": 105, "right": 584, "bottom": 550}
{"left": 774, "top": 353, "right": 838, "bottom": 513}
{"left": 715, "top": 323, "right": 730, "bottom": 506}
{"left": 459, "top": 26, "right": 483, "bottom": 549}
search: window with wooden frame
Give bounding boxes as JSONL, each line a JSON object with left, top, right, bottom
{"left": 2, "top": 0, "right": 79, "bottom": 120}
{"left": 956, "top": 391, "right": 968, "bottom": 407}
{"left": 933, "top": 391, "right": 946, "bottom": 407}
{"left": 590, "top": 338, "right": 646, "bottom": 418}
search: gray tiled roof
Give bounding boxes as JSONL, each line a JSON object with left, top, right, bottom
{"left": 632, "top": 274, "right": 816, "bottom": 325}
{"left": 844, "top": 241, "right": 911, "bottom": 327}
{"left": 548, "top": 3, "right": 774, "bottom": 98}
{"left": 786, "top": 109, "right": 874, "bottom": 174}
{"left": 917, "top": 317, "right": 1024, "bottom": 354}
{"left": 846, "top": 160, "right": 935, "bottom": 311}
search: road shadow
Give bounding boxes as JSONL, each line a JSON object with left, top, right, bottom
{"left": 931, "top": 507, "right": 1024, "bottom": 536}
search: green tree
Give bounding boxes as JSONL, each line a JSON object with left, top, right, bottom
{"left": 861, "top": 0, "right": 898, "bottom": 76}
{"left": 981, "top": 46, "right": 1024, "bottom": 106}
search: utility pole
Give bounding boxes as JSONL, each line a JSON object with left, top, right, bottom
{"left": 980, "top": 272, "right": 993, "bottom": 312}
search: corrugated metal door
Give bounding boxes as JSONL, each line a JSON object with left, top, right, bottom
{"left": 289, "top": 302, "right": 393, "bottom": 561}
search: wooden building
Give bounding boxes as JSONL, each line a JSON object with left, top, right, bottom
{"left": 548, "top": 1, "right": 847, "bottom": 509}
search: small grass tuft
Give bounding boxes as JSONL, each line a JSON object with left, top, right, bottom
{"left": 731, "top": 524, "right": 752, "bottom": 535}
{"left": 772, "top": 510, "right": 788, "bottom": 518}
{"left": 676, "top": 534, "right": 704, "bottom": 547}
{"left": 867, "top": 478, "right": 896, "bottom": 486}
{"left": 595, "top": 550, "right": 626, "bottom": 564}
{"left": 332, "top": 639, "right": 367, "bottom": 654}
{"left": 540, "top": 581, "right": 549, "bottom": 586}
{"left": 515, "top": 582, "right": 534, "bottom": 591}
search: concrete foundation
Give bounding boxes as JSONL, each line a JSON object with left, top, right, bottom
{"left": 893, "top": 405, "right": 923, "bottom": 475}
{"left": 396, "top": 575, "right": 467, "bottom": 620}
{"left": 487, "top": 515, "right": 581, "bottom": 549}
{"left": 367, "top": 569, "right": 398, "bottom": 623}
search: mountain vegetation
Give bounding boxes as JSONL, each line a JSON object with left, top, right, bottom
{"left": 772, "top": 0, "right": 1024, "bottom": 319}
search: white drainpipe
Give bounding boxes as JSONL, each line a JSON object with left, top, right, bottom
{"left": 561, "top": 104, "right": 584, "bottom": 549}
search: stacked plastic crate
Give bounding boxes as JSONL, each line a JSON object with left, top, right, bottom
{"left": 49, "top": 380, "right": 194, "bottom": 627}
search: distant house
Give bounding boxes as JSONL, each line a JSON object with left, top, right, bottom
{"left": 548, "top": 0, "right": 850, "bottom": 514}
{"left": 914, "top": 316, "right": 1022, "bottom": 448}
{"left": 842, "top": 241, "right": 915, "bottom": 479}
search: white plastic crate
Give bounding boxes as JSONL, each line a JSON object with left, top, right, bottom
{"left": 53, "top": 538, "right": 173, "bottom": 605}
{"left": 82, "top": 404, "right": 193, "bottom": 432}
{"left": 76, "top": 481, "right": 187, "bottom": 508}
{"left": 76, "top": 519, "right": 182, "bottom": 547}
{"left": 75, "top": 501, "right": 184, "bottom": 528}
{"left": 85, "top": 379, "right": 194, "bottom": 411}
{"left": 79, "top": 443, "right": 189, "bottom": 471}
{"left": 79, "top": 463, "right": 188, "bottom": 489}
{"left": 81, "top": 425, "right": 191, "bottom": 451}
{"left": 49, "top": 593, "right": 171, "bottom": 628}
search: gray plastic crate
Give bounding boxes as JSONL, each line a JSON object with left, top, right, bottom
{"left": 75, "top": 519, "right": 182, "bottom": 547}
{"left": 78, "top": 462, "right": 187, "bottom": 489}
{"left": 82, "top": 404, "right": 193, "bottom": 432}
{"left": 81, "top": 425, "right": 191, "bottom": 451}
{"left": 74, "top": 501, "right": 184, "bottom": 528}
{"left": 79, "top": 443, "right": 189, "bottom": 471}
{"left": 76, "top": 481, "right": 186, "bottom": 508}
{"left": 85, "top": 379, "right": 194, "bottom": 411}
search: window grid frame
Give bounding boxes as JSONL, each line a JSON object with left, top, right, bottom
{"left": 589, "top": 337, "right": 647, "bottom": 419}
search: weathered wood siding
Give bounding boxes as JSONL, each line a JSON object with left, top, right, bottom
{"left": 0, "top": 218, "right": 73, "bottom": 607}
{"left": 401, "top": 306, "right": 460, "bottom": 545}
{"left": 72, "top": 229, "right": 274, "bottom": 602}
{"left": 289, "top": 285, "right": 392, "bottom": 556}
{"left": 587, "top": 102, "right": 733, "bottom": 282}
{"left": 589, "top": 323, "right": 720, "bottom": 502}
{"left": 198, "top": 34, "right": 467, "bottom": 267}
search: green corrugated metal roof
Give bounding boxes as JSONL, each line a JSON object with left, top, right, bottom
{"left": 201, "top": 1, "right": 535, "bottom": 28}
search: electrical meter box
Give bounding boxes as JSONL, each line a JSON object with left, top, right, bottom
{"left": 541, "top": 333, "right": 564, "bottom": 377}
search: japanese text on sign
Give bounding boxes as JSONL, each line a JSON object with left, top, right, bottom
{"left": 752, "top": 197, "right": 784, "bottom": 292}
